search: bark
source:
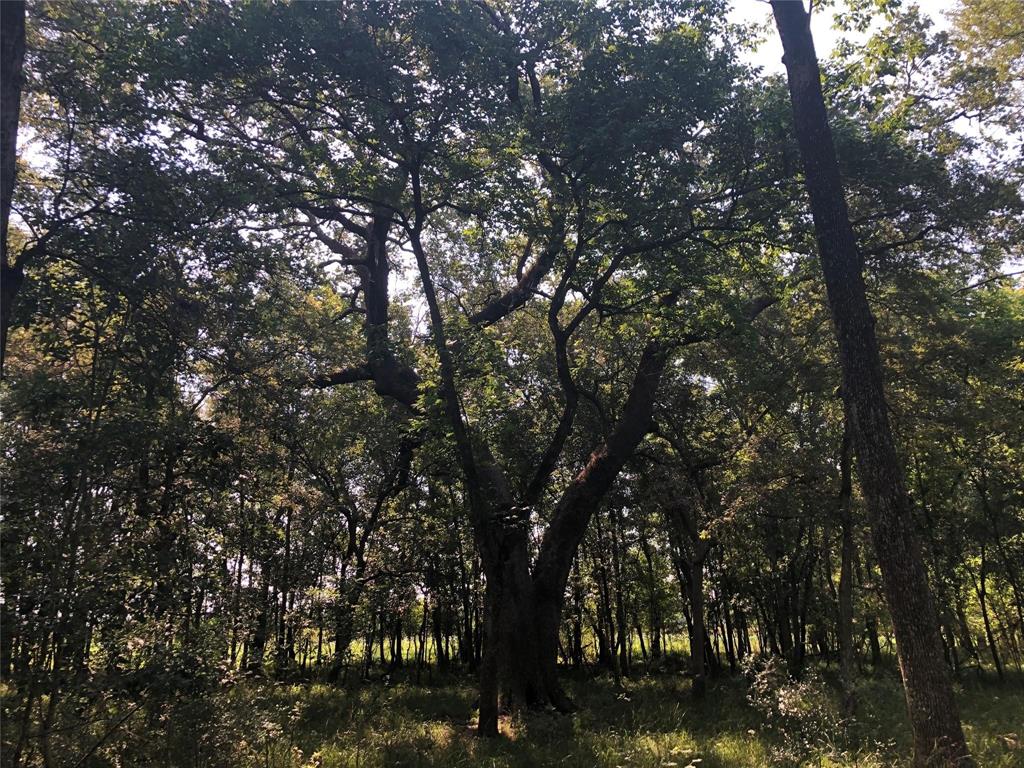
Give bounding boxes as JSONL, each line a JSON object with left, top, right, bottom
{"left": 431, "top": 602, "right": 450, "bottom": 672}
{"left": 610, "top": 505, "right": 630, "bottom": 676}
{"left": 480, "top": 528, "right": 546, "bottom": 727}
{"left": 1, "top": 0, "right": 25, "bottom": 375}
{"left": 866, "top": 616, "right": 883, "bottom": 668}
{"left": 570, "top": 560, "right": 585, "bottom": 667}
{"left": 407, "top": 192, "right": 541, "bottom": 732}
{"left": 468, "top": 225, "right": 565, "bottom": 326}
{"left": 688, "top": 556, "right": 708, "bottom": 697}
{"left": 721, "top": 602, "right": 737, "bottom": 673}
{"left": 663, "top": 496, "right": 712, "bottom": 695}
{"left": 247, "top": 576, "right": 270, "bottom": 674}
{"left": 838, "top": 422, "right": 857, "bottom": 715}
{"left": 275, "top": 502, "right": 294, "bottom": 676}
{"left": 974, "top": 546, "right": 1004, "bottom": 682}
{"left": 532, "top": 334, "right": 673, "bottom": 704}
{"left": 639, "top": 535, "right": 663, "bottom": 660}
{"left": 407, "top": 152, "right": 674, "bottom": 732}
{"left": 799, "top": 547, "right": 815, "bottom": 674}
{"left": 313, "top": 208, "right": 420, "bottom": 409}
{"left": 592, "top": 537, "right": 616, "bottom": 670}
{"left": 954, "top": 596, "right": 981, "bottom": 669}
{"left": 771, "top": 3, "right": 971, "bottom": 764}
{"left": 976, "top": 481, "right": 1024, "bottom": 639}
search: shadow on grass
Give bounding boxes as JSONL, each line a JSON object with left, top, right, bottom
{"left": 216, "top": 666, "right": 1023, "bottom": 768}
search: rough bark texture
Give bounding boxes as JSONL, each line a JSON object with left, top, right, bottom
{"left": 771, "top": 3, "right": 971, "bottom": 765}
{"left": 405, "top": 150, "right": 679, "bottom": 733}
{"left": 531, "top": 336, "right": 672, "bottom": 709}
{"left": 1, "top": 0, "right": 26, "bottom": 375}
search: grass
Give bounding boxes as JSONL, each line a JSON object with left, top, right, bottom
{"left": 6, "top": 663, "right": 1020, "bottom": 767}
{"left": 194, "top": 666, "right": 1022, "bottom": 768}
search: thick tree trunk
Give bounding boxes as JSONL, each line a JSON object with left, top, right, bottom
{"left": 1, "top": 0, "right": 26, "bottom": 375}
{"left": 532, "top": 336, "right": 672, "bottom": 705}
{"left": 409, "top": 170, "right": 673, "bottom": 733}
{"left": 771, "top": 4, "right": 970, "bottom": 764}
{"left": 408, "top": 208, "right": 553, "bottom": 732}
{"left": 478, "top": 330, "right": 672, "bottom": 726}
{"left": 477, "top": 528, "right": 548, "bottom": 735}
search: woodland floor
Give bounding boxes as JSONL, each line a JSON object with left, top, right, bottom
{"left": 71, "top": 664, "right": 1022, "bottom": 768}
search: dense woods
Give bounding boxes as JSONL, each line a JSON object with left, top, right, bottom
{"left": 1, "top": 1, "right": 1022, "bottom": 767}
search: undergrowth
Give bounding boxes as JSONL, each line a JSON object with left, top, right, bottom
{"left": 3, "top": 665, "right": 1020, "bottom": 767}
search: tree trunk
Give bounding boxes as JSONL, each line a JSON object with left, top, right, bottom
{"left": 838, "top": 422, "right": 857, "bottom": 715}
{"left": 771, "top": 3, "right": 970, "bottom": 764}
{"left": 247, "top": 576, "right": 270, "bottom": 674}
{"left": 409, "top": 172, "right": 672, "bottom": 734}
{"left": 432, "top": 602, "right": 449, "bottom": 672}
{"left": 532, "top": 334, "right": 672, "bottom": 705}
{"left": 689, "top": 557, "right": 707, "bottom": 698}
{"left": 1, "top": 0, "right": 26, "bottom": 375}
{"left": 975, "top": 546, "right": 1004, "bottom": 682}
{"left": 977, "top": 482, "right": 1024, "bottom": 644}
{"left": 570, "top": 560, "right": 585, "bottom": 668}
{"left": 640, "top": 536, "right": 663, "bottom": 661}
{"left": 610, "top": 506, "right": 630, "bottom": 676}
{"left": 276, "top": 502, "right": 293, "bottom": 676}
{"left": 477, "top": 518, "right": 562, "bottom": 732}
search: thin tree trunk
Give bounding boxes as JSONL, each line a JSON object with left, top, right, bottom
{"left": 771, "top": 3, "right": 970, "bottom": 764}
{"left": 610, "top": 506, "right": 630, "bottom": 676}
{"left": 974, "top": 546, "right": 1004, "bottom": 682}
{"left": 689, "top": 557, "right": 707, "bottom": 698}
{"left": 722, "top": 602, "right": 737, "bottom": 674}
{"left": 955, "top": 595, "right": 981, "bottom": 669}
{"left": 247, "top": 575, "right": 270, "bottom": 675}
{"left": 977, "top": 482, "right": 1024, "bottom": 643}
{"left": 838, "top": 422, "right": 857, "bottom": 715}
{"left": 230, "top": 491, "right": 247, "bottom": 667}
{"left": 276, "top": 500, "right": 293, "bottom": 676}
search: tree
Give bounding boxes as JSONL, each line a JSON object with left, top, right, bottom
{"left": 1, "top": 0, "right": 26, "bottom": 373}
{"left": 949, "top": 0, "right": 1024, "bottom": 135}
{"left": 770, "top": 2, "right": 971, "bottom": 765}
{"left": 98, "top": 0, "right": 756, "bottom": 732}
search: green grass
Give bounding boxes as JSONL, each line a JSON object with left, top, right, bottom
{"left": 7, "top": 666, "right": 1021, "bottom": 767}
{"left": 198, "top": 668, "right": 1022, "bottom": 768}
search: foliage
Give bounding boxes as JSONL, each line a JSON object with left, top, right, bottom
{"left": 1, "top": 0, "right": 1021, "bottom": 766}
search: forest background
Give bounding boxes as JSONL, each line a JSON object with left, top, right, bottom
{"left": 1, "top": 0, "right": 1022, "bottom": 766}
